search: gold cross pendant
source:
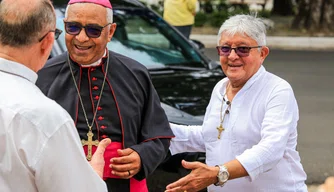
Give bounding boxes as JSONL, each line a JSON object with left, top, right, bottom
{"left": 217, "top": 124, "right": 225, "bottom": 139}
{"left": 81, "top": 130, "right": 99, "bottom": 161}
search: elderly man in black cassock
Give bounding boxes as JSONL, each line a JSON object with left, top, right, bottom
{"left": 36, "top": 0, "right": 174, "bottom": 191}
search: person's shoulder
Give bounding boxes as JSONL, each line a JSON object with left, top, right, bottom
{"left": 36, "top": 52, "right": 67, "bottom": 90}
{"left": 265, "top": 71, "right": 292, "bottom": 89}
{"left": 38, "top": 52, "right": 67, "bottom": 73}
{"left": 261, "top": 71, "right": 296, "bottom": 100}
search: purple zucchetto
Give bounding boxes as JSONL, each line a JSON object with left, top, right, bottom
{"left": 68, "top": 0, "right": 112, "bottom": 9}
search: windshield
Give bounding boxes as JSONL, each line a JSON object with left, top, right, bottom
{"left": 55, "top": 8, "right": 206, "bottom": 68}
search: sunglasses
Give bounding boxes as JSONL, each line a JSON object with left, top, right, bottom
{"left": 64, "top": 21, "right": 111, "bottom": 38}
{"left": 216, "top": 46, "right": 262, "bottom": 57}
{"left": 38, "top": 28, "right": 63, "bottom": 42}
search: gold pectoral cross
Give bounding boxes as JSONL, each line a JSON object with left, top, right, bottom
{"left": 217, "top": 124, "right": 225, "bottom": 139}
{"left": 81, "top": 130, "right": 99, "bottom": 161}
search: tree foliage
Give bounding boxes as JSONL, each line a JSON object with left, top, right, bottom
{"left": 272, "top": 0, "right": 295, "bottom": 16}
{"left": 292, "top": 0, "right": 334, "bottom": 33}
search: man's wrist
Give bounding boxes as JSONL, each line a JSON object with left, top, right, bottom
{"left": 213, "top": 166, "right": 220, "bottom": 184}
{"left": 214, "top": 164, "right": 229, "bottom": 187}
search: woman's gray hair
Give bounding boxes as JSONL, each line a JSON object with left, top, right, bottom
{"left": 217, "top": 14, "right": 267, "bottom": 46}
{"left": 65, "top": 4, "right": 113, "bottom": 23}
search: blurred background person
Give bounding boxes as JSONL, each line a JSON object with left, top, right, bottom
{"left": 163, "top": 0, "right": 198, "bottom": 39}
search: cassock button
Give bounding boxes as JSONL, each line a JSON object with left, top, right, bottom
{"left": 102, "top": 135, "right": 108, "bottom": 138}
{"left": 93, "top": 86, "right": 99, "bottom": 90}
{"left": 100, "top": 125, "right": 107, "bottom": 129}
{"left": 98, "top": 116, "right": 104, "bottom": 120}
{"left": 90, "top": 68, "right": 96, "bottom": 72}
{"left": 92, "top": 77, "right": 97, "bottom": 81}
{"left": 97, "top": 106, "right": 102, "bottom": 111}
{"left": 94, "top": 96, "right": 99, "bottom": 100}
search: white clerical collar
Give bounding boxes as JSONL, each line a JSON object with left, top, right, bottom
{"left": 80, "top": 50, "right": 107, "bottom": 67}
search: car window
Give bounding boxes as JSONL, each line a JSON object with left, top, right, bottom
{"left": 54, "top": 8, "right": 205, "bottom": 69}
{"left": 125, "top": 15, "right": 170, "bottom": 49}
{"left": 108, "top": 9, "right": 204, "bottom": 68}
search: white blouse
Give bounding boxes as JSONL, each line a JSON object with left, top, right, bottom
{"left": 170, "top": 66, "right": 307, "bottom": 192}
{"left": 0, "top": 58, "right": 107, "bottom": 192}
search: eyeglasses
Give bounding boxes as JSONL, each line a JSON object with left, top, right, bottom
{"left": 64, "top": 21, "right": 111, "bottom": 38}
{"left": 38, "top": 28, "right": 63, "bottom": 42}
{"left": 216, "top": 46, "right": 262, "bottom": 57}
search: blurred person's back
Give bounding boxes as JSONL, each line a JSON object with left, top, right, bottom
{"left": 163, "top": 0, "right": 197, "bottom": 38}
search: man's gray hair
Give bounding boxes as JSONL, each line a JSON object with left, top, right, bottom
{"left": 217, "top": 14, "right": 267, "bottom": 46}
{"left": 0, "top": 0, "right": 55, "bottom": 47}
{"left": 65, "top": 4, "right": 113, "bottom": 23}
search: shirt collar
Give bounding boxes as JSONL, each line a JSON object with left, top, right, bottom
{"left": 219, "top": 65, "right": 266, "bottom": 95}
{"left": 79, "top": 49, "right": 107, "bottom": 68}
{"left": 0, "top": 57, "right": 38, "bottom": 83}
{"left": 242, "top": 65, "right": 266, "bottom": 91}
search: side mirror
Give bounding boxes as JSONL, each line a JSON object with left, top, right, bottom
{"left": 208, "top": 60, "right": 221, "bottom": 70}
{"left": 189, "top": 39, "right": 205, "bottom": 51}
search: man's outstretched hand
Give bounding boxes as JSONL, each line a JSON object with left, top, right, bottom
{"left": 89, "top": 138, "right": 111, "bottom": 178}
{"left": 165, "top": 160, "right": 219, "bottom": 192}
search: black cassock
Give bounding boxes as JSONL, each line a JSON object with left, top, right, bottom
{"left": 36, "top": 51, "right": 174, "bottom": 192}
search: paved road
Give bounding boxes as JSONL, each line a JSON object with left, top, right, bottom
{"left": 204, "top": 48, "right": 334, "bottom": 184}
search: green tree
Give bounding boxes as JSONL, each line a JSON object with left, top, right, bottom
{"left": 292, "top": 0, "right": 334, "bottom": 33}
{"left": 271, "top": 0, "right": 295, "bottom": 16}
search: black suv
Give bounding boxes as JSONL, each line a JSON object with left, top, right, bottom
{"left": 52, "top": 0, "right": 225, "bottom": 191}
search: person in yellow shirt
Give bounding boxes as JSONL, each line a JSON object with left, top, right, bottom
{"left": 163, "top": 0, "right": 198, "bottom": 39}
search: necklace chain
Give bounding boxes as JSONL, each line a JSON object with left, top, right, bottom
{"left": 67, "top": 53, "right": 109, "bottom": 131}
{"left": 219, "top": 83, "right": 231, "bottom": 128}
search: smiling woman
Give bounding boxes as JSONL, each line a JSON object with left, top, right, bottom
{"left": 218, "top": 32, "right": 269, "bottom": 88}
{"left": 166, "top": 14, "right": 307, "bottom": 192}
